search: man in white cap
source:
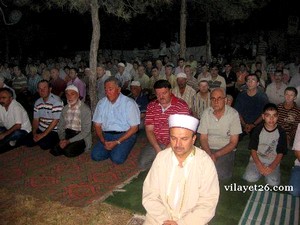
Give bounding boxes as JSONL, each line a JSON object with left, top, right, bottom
{"left": 172, "top": 72, "right": 196, "bottom": 110}
{"left": 50, "top": 85, "right": 92, "bottom": 157}
{"left": 198, "top": 87, "right": 242, "bottom": 181}
{"left": 115, "top": 62, "right": 132, "bottom": 95}
{"left": 21, "top": 80, "right": 63, "bottom": 150}
{"left": 129, "top": 81, "right": 149, "bottom": 130}
{"left": 143, "top": 114, "right": 219, "bottom": 225}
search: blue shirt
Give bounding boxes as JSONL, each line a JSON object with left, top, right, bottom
{"left": 93, "top": 93, "right": 140, "bottom": 131}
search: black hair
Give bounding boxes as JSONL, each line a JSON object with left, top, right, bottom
{"left": 0, "top": 87, "right": 13, "bottom": 97}
{"left": 153, "top": 80, "right": 172, "bottom": 89}
{"left": 263, "top": 103, "right": 278, "bottom": 113}
{"left": 284, "top": 86, "right": 298, "bottom": 97}
{"left": 38, "top": 79, "right": 52, "bottom": 88}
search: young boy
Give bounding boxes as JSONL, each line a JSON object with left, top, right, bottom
{"left": 243, "top": 103, "right": 287, "bottom": 186}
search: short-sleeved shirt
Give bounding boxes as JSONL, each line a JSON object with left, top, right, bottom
{"left": 172, "top": 85, "right": 196, "bottom": 109}
{"left": 93, "top": 93, "right": 140, "bottom": 131}
{"left": 277, "top": 103, "right": 300, "bottom": 143}
{"left": 131, "top": 93, "right": 149, "bottom": 114}
{"left": 249, "top": 124, "right": 287, "bottom": 164}
{"left": 145, "top": 95, "right": 190, "bottom": 146}
{"left": 292, "top": 123, "right": 300, "bottom": 166}
{"left": 198, "top": 105, "right": 242, "bottom": 149}
{"left": 0, "top": 99, "right": 32, "bottom": 133}
{"left": 234, "top": 91, "right": 269, "bottom": 124}
{"left": 34, "top": 93, "right": 63, "bottom": 132}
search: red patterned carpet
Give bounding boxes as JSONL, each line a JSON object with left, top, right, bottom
{"left": 0, "top": 134, "right": 147, "bottom": 207}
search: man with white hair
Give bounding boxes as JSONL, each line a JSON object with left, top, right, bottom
{"left": 172, "top": 72, "right": 196, "bottom": 110}
{"left": 198, "top": 87, "right": 242, "bottom": 181}
{"left": 143, "top": 114, "right": 219, "bottom": 225}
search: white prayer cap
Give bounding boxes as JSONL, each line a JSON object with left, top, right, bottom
{"left": 130, "top": 81, "right": 141, "bottom": 87}
{"left": 176, "top": 72, "right": 187, "bottom": 79}
{"left": 169, "top": 114, "right": 199, "bottom": 132}
{"left": 118, "top": 62, "right": 125, "bottom": 68}
{"left": 65, "top": 84, "right": 79, "bottom": 93}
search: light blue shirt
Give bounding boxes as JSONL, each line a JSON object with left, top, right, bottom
{"left": 93, "top": 93, "right": 140, "bottom": 131}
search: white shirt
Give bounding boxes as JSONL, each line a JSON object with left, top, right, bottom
{"left": 0, "top": 99, "right": 32, "bottom": 133}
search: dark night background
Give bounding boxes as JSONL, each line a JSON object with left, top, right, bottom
{"left": 0, "top": 0, "right": 299, "bottom": 60}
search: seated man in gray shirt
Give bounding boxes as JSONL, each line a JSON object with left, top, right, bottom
{"left": 198, "top": 87, "right": 242, "bottom": 181}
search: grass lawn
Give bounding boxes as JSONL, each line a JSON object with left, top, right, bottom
{"left": 105, "top": 135, "right": 295, "bottom": 225}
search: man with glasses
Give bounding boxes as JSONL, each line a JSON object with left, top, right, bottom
{"left": 234, "top": 74, "right": 269, "bottom": 135}
{"left": 198, "top": 87, "right": 242, "bottom": 180}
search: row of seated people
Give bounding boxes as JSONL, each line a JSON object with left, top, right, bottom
{"left": 0, "top": 74, "right": 299, "bottom": 198}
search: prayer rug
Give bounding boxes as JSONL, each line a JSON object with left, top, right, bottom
{"left": 0, "top": 135, "right": 147, "bottom": 207}
{"left": 238, "top": 191, "right": 299, "bottom": 225}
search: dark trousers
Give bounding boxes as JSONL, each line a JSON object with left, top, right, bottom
{"left": 50, "top": 129, "right": 85, "bottom": 157}
{"left": 20, "top": 129, "right": 59, "bottom": 150}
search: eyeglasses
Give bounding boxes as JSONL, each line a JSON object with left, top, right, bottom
{"left": 210, "top": 97, "right": 226, "bottom": 102}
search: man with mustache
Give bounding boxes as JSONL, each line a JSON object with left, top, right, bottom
{"left": 0, "top": 88, "right": 31, "bottom": 152}
{"left": 138, "top": 80, "right": 190, "bottom": 170}
{"left": 143, "top": 114, "right": 219, "bottom": 225}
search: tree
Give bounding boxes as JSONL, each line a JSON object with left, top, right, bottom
{"left": 179, "top": 0, "right": 271, "bottom": 62}
{"left": 27, "top": 0, "right": 170, "bottom": 111}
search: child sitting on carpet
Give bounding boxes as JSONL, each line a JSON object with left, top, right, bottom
{"left": 243, "top": 103, "right": 287, "bottom": 186}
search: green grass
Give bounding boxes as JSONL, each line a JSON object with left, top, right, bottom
{"left": 105, "top": 135, "right": 295, "bottom": 224}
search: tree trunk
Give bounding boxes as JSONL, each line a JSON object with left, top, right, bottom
{"left": 89, "top": 0, "right": 100, "bottom": 113}
{"left": 206, "top": 21, "right": 212, "bottom": 63}
{"left": 179, "top": 0, "right": 187, "bottom": 59}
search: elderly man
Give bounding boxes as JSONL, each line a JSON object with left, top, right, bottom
{"left": 129, "top": 81, "right": 149, "bottom": 130}
{"left": 172, "top": 72, "right": 196, "bottom": 110}
{"left": 91, "top": 77, "right": 140, "bottom": 164}
{"left": 198, "top": 87, "right": 242, "bottom": 181}
{"left": 0, "top": 88, "right": 31, "bottom": 152}
{"left": 143, "top": 114, "right": 219, "bottom": 225}
{"left": 50, "top": 85, "right": 92, "bottom": 157}
{"left": 21, "top": 80, "right": 63, "bottom": 150}
{"left": 138, "top": 80, "right": 190, "bottom": 170}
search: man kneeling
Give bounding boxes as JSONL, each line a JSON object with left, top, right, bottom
{"left": 143, "top": 114, "right": 219, "bottom": 225}
{"left": 50, "top": 85, "right": 92, "bottom": 157}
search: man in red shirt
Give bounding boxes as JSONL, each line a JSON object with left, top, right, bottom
{"left": 138, "top": 79, "right": 191, "bottom": 170}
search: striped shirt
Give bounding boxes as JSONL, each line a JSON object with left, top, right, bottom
{"left": 277, "top": 103, "right": 300, "bottom": 143}
{"left": 34, "top": 93, "right": 63, "bottom": 132}
{"left": 145, "top": 95, "right": 190, "bottom": 146}
{"left": 172, "top": 85, "right": 196, "bottom": 109}
{"left": 12, "top": 74, "right": 28, "bottom": 92}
